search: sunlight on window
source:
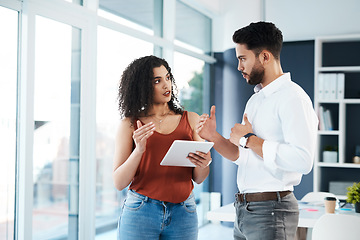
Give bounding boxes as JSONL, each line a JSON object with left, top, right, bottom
{"left": 33, "top": 15, "right": 81, "bottom": 239}
{"left": 0, "top": 6, "right": 18, "bottom": 240}
{"left": 98, "top": 9, "right": 154, "bottom": 35}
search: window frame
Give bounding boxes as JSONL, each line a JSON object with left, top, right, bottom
{"left": 4, "top": 0, "right": 215, "bottom": 239}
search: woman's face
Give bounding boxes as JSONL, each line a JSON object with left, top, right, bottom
{"left": 152, "top": 65, "right": 172, "bottom": 104}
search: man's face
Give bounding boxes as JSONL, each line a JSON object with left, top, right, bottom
{"left": 235, "top": 43, "right": 264, "bottom": 85}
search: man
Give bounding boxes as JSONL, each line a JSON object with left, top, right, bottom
{"left": 197, "top": 21, "right": 318, "bottom": 239}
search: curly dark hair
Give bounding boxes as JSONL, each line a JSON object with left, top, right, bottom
{"left": 232, "top": 21, "right": 283, "bottom": 59}
{"left": 117, "top": 55, "right": 184, "bottom": 121}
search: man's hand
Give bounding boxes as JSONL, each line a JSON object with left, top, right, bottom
{"left": 196, "top": 105, "right": 217, "bottom": 142}
{"left": 230, "top": 114, "right": 253, "bottom": 146}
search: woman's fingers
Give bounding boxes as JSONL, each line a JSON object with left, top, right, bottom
{"left": 133, "top": 122, "right": 155, "bottom": 144}
{"left": 187, "top": 151, "right": 212, "bottom": 168}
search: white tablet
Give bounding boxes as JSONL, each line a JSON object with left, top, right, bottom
{"left": 160, "top": 140, "right": 214, "bottom": 167}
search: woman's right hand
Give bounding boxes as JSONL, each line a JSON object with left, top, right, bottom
{"left": 133, "top": 120, "right": 156, "bottom": 153}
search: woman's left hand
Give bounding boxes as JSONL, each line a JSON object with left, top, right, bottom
{"left": 187, "top": 151, "right": 212, "bottom": 168}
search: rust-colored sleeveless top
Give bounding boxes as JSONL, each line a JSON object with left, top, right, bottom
{"left": 130, "top": 111, "right": 194, "bottom": 203}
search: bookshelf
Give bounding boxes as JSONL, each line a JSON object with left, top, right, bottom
{"left": 314, "top": 34, "right": 360, "bottom": 200}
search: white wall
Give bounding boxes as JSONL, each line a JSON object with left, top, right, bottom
{"left": 265, "top": 0, "right": 360, "bottom": 42}
{"left": 212, "top": 0, "right": 263, "bottom": 52}
{"left": 199, "top": 0, "right": 360, "bottom": 52}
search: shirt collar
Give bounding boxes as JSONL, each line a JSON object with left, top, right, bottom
{"left": 253, "top": 72, "right": 291, "bottom": 97}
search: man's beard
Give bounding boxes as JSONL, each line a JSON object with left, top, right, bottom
{"left": 247, "top": 61, "right": 264, "bottom": 85}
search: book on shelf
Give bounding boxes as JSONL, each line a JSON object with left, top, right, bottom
{"left": 324, "top": 109, "right": 333, "bottom": 131}
{"left": 318, "top": 106, "right": 326, "bottom": 130}
{"left": 318, "top": 106, "right": 333, "bottom": 131}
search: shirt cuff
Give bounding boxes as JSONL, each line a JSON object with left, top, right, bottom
{"left": 234, "top": 147, "right": 249, "bottom": 165}
{"left": 263, "top": 140, "right": 279, "bottom": 171}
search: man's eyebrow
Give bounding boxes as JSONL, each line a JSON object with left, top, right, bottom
{"left": 237, "top": 55, "right": 245, "bottom": 59}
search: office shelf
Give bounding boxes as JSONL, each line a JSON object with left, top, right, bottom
{"left": 313, "top": 34, "right": 360, "bottom": 197}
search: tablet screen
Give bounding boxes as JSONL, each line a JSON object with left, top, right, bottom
{"left": 160, "top": 140, "right": 214, "bottom": 167}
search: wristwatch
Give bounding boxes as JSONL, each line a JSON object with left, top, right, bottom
{"left": 239, "top": 133, "right": 256, "bottom": 148}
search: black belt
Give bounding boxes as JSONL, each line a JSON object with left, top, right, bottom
{"left": 235, "top": 191, "right": 292, "bottom": 203}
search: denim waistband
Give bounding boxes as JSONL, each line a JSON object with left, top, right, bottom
{"left": 128, "top": 189, "right": 193, "bottom": 204}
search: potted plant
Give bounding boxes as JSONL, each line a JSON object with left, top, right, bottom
{"left": 346, "top": 182, "right": 360, "bottom": 213}
{"left": 322, "top": 145, "right": 338, "bottom": 163}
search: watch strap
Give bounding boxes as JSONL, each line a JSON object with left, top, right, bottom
{"left": 243, "top": 133, "right": 256, "bottom": 138}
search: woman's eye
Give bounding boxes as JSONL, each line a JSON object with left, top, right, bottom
{"left": 154, "top": 80, "right": 160, "bottom": 84}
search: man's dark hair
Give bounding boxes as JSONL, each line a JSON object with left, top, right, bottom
{"left": 232, "top": 21, "right": 283, "bottom": 59}
{"left": 117, "top": 55, "right": 183, "bottom": 122}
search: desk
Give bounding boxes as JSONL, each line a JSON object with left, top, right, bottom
{"left": 207, "top": 202, "right": 360, "bottom": 228}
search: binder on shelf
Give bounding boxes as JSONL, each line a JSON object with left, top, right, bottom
{"left": 318, "top": 73, "right": 325, "bottom": 100}
{"left": 336, "top": 73, "right": 345, "bottom": 99}
{"left": 329, "top": 74, "right": 337, "bottom": 100}
{"left": 322, "top": 74, "right": 331, "bottom": 99}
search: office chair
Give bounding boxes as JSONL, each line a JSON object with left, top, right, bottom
{"left": 312, "top": 214, "right": 360, "bottom": 240}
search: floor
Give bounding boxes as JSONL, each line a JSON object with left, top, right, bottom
{"left": 96, "top": 222, "right": 234, "bottom": 240}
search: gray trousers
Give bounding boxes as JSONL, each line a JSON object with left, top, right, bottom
{"left": 233, "top": 192, "right": 299, "bottom": 240}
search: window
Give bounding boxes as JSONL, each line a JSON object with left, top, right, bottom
{"left": 0, "top": 6, "right": 18, "bottom": 240}
{"left": 9, "top": 0, "right": 214, "bottom": 238}
{"left": 99, "top": 0, "right": 163, "bottom": 36}
{"left": 95, "top": 26, "right": 153, "bottom": 236}
{"left": 175, "top": 1, "right": 212, "bottom": 54}
{"left": 33, "top": 16, "right": 81, "bottom": 239}
{"left": 174, "top": 52, "right": 206, "bottom": 115}
{"left": 173, "top": 51, "right": 211, "bottom": 226}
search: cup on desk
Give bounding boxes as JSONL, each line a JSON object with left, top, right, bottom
{"left": 324, "top": 197, "right": 337, "bottom": 214}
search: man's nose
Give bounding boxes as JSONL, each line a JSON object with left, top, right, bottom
{"left": 238, "top": 62, "right": 243, "bottom": 71}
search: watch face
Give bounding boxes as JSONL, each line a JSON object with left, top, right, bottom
{"left": 239, "top": 137, "right": 247, "bottom": 148}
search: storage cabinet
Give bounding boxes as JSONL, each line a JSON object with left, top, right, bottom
{"left": 314, "top": 35, "right": 360, "bottom": 200}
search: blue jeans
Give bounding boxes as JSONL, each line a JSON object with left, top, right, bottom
{"left": 234, "top": 192, "right": 299, "bottom": 240}
{"left": 118, "top": 189, "right": 198, "bottom": 240}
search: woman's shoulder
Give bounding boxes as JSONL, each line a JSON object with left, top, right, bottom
{"left": 117, "top": 117, "right": 135, "bottom": 132}
{"left": 185, "top": 111, "right": 200, "bottom": 127}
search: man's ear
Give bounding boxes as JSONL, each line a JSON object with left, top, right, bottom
{"left": 260, "top": 50, "right": 271, "bottom": 64}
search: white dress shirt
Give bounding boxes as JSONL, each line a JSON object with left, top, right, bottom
{"left": 235, "top": 73, "right": 318, "bottom": 193}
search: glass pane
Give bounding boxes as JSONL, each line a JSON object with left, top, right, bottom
{"left": 173, "top": 52, "right": 210, "bottom": 226}
{"left": 175, "top": 1, "right": 212, "bottom": 54}
{"left": 0, "top": 6, "right": 18, "bottom": 240}
{"left": 33, "top": 16, "right": 81, "bottom": 240}
{"left": 174, "top": 52, "right": 205, "bottom": 115}
{"left": 64, "top": 0, "right": 83, "bottom": 5}
{"left": 95, "top": 26, "right": 153, "bottom": 237}
{"left": 98, "top": 0, "right": 163, "bottom": 36}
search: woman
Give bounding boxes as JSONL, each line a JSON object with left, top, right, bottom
{"left": 114, "top": 55, "right": 212, "bottom": 239}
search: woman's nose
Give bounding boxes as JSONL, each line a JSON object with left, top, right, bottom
{"left": 163, "top": 80, "right": 170, "bottom": 89}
